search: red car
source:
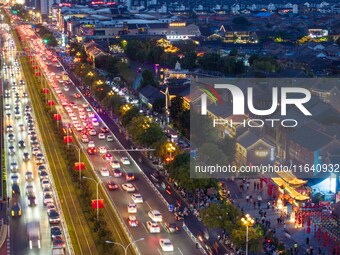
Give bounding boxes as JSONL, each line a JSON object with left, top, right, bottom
{"left": 100, "top": 126, "right": 109, "bottom": 133}
{"left": 113, "top": 169, "right": 122, "bottom": 178}
{"left": 74, "top": 93, "right": 81, "bottom": 98}
{"left": 125, "top": 173, "right": 135, "bottom": 182}
{"left": 107, "top": 181, "right": 118, "bottom": 190}
{"left": 52, "top": 236, "right": 65, "bottom": 249}
{"left": 87, "top": 147, "right": 97, "bottom": 155}
{"left": 103, "top": 153, "right": 113, "bottom": 161}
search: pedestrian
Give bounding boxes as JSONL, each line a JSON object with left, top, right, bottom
{"left": 246, "top": 195, "right": 249, "bottom": 203}
{"left": 290, "top": 247, "right": 293, "bottom": 255}
{"left": 253, "top": 200, "right": 256, "bottom": 209}
{"left": 268, "top": 219, "right": 271, "bottom": 228}
{"left": 267, "top": 201, "right": 271, "bottom": 209}
{"left": 257, "top": 182, "right": 260, "bottom": 190}
{"left": 246, "top": 182, "right": 250, "bottom": 190}
{"left": 306, "top": 237, "right": 310, "bottom": 245}
{"left": 310, "top": 246, "right": 314, "bottom": 255}
{"left": 294, "top": 242, "right": 298, "bottom": 254}
{"left": 254, "top": 182, "right": 256, "bottom": 190}
{"left": 0, "top": 200, "right": 2, "bottom": 210}
{"left": 318, "top": 247, "right": 322, "bottom": 255}
{"left": 264, "top": 211, "right": 267, "bottom": 218}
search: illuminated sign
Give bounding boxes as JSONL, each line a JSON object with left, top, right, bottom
{"left": 169, "top": 22, "right": 186, "bottom": 27}
{"left": 82, "top": 24, "right": 95, "bottom": 28}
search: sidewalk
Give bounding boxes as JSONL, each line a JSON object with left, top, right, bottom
{"left": 227, "top": 179, "right": 333, "bottom": 255}
{"left": 0, "top": 201, "right": 9, "bottom": 255}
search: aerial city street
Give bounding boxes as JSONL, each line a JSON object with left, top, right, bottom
{"left": 0, "top": 0, "right": 339, "bottom": 255}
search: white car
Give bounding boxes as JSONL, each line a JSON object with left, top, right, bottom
{"left": 146, "top": 221, "right": 161, "bottom": 233}
{"left": 148, "top": 210, "right": 163, "bottom": 222}
{"left": 5, "top": 104, "right": 10, "bottom": 110}
{"left": 159, "top": 239, "right": 174, "bottom": 252}
{"left": 110, "top": 160, "right": 120, "bottom": 169}
{"left": 88, "top": 112, "right": 94, "bottom": 118}
{"left": 121, "top": 157, "right": 130, "bottom": 165}
{"left": 25, "top": 171, "right": 33, "bottom": 182}
{"left": 81, "top": 135, "right": 89, "bottom": 143}
{"left": 99, "top": 168, "right": 110, "bottom": 177}
{"left": 75, "top": 124, "right": 83, "bottom": 131}
{"left": 131, "top": 194, "right": 143, "bottom": 203}
{"left": 107, "top": 135, "right": 114, "bottom": 142}
{"left": 89, "top": 129, "right": 97, "bottom": 136}
{"left": 127, "top": 203, "right": 137, "bottom": 214}
{"left": 121, "top": 183, "right": 136, "bottom": 192}
{"left": 63, "top": 86, "right": 69, "bottom": 91}
{"left": 99, "top": 146, "right": 107, "bottom": 154}
{"left": 46, "top": 203, "right": 56, "bottom": 214}
{"left": 92, "top": 118, "right": 99, "bottom": 126}
{"left": 43, "top": 193, "right": 53, "bottom": 205}
{"left": 41, "top": 179, "right": 51, "bottom": 189}
{"left": 98, "top": 133, "right": 105, "bottom": 140}
{"left": 88, "top": 141, "right": 95, "bottom": 148}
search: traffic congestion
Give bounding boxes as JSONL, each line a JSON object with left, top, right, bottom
{"left": 17, "top": 24, "right": 199, "bottom": 255}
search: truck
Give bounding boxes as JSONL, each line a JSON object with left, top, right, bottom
{"left": 27, "top": 222, "right": 41, "bottom": 249}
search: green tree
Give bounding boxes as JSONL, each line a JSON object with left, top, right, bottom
{"left": 200, "top": 202, "right": 242, "bottom": 232}
{"left": 180, "top": 51, "right": 197, "bottom": 70}
{"left": 140, "top": 69, "right": 158, "bottom": 88}
{"left": 95, "top": 55, "right": 119, "bottom": 75}
{"left": 231, "top": 226, "right": 262, "bottom": 253}
{"left": 152, "top": 97, "right": 165, "bottom": 114}
{"left": 120, "top": 106, "right": 139, "bottom": 126}
{"left": 229, "top": 49, "right": 238, "bottom": 57}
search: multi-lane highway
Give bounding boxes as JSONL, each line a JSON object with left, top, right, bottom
{"left": 2, "top": 27, "right": 70, "bottom": 255}
{"left": 18, "top": 24, "right": 201, "bottom": 255}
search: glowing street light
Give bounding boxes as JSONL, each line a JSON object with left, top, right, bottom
{"left": 105, "top": 238, "right": 144, "bottom": 255}
{"left": 166, "top": 142, "right": 176, "bottom": 161}
{"left": 241, "top": 214, "right": 255, "bottom": 255}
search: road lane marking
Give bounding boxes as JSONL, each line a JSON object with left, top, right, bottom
{"left": 157, "top": 248, "right": 163, "bottom": 255}
{"left": 141, "top": 222, "right": 148, "bottom": 233}
{"left": 178, "top": 248, "right": 184, "bottom": 255}
{"left": 145, "top": 201, "right": 152, "bottom": 210}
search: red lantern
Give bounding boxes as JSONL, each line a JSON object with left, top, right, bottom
{"left": 307, "top": 227, "right": 310, "bottom": 234}
{"left": 47, "top": 100, "right": 54, "bottom": 106}
{"left": 35, "top": 72, "right": 41, "bottom": 76}
{"left": 92, "top": 199, "right": 104, "bottom": 209}
{"left": 323, "top": 232, "right": 328, "bottom": 247}
{"left": 74, "top": 162, "right": 85, "bottom": 171}
{"left": 63, "top": 136, "right": 72, "bottom": 143}
{"left": 53, "top": 114, "right": 61, "bottom": 121}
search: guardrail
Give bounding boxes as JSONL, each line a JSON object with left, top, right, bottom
{"left": 19, "top": 39, "right": 74, "bottom": 255}
{"left": 182, "top": 222, "right": 208, "bottom": 255}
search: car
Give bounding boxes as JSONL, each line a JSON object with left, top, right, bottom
{"left": 50, "top": 226, "right": 62, "bottom": 239}
{"left": 6, "top": 125, "right": 13, "bottom": 132}
{"left": 37, "top": 165, "right": 46, "bottom": 174}
{"left": 107, "top": 181, "right": 118, "bottom": 190}
{"left": 43, "top": 193, "right": 54, "bottom": 205}
{"left": 8, "top": 145, "right": 15, "bottom": 155}
{"left": 148, "top": 210, "right": 163, "bottom": 222}
{"left": 98, "top": 133, "right": 105, "bottom": 140}
{"left": 127, "top": 216, "right": 139, "bottom": 227}
{"left": 121, "top": 157, "right": 131, "bottom": 165}
{"left": 53, "top": 236, "right": 65, "bottom": 249}
{"left": 146, "top": 221, "right": 161, "bottom": 233}
{"left": 125, "top": 173, "right": 135, "bottom": 182}
{"left": 12, "top": 183, "right": 20, "bottom": 196}
{"left": 164, "top": 223, "right": 180, "bottom": 233}
{"left": 11, "top": 202, "right": 22, "bottom": 217}
{"left": 75, "top": 124, "right": 83, "bottom": 131}
{"left": 74, "top": 93, "right": 81, "bottom": 98}
{"left": 5, "top": 104, "right": 10, "bottom": 110}
{"left": 32, "top": 147, "right": 40, "bottom": 156}
{"left": 113, "top": 169, "right": 122, "bottom": 177}
{"left": 25, "top": 171, "right": 33, "bottom": 182}
{"left": 46, "top": 202, "right": 56, "bottom": 213}
{"left": 92, "top": 118, "right": 99, "bottom": 126}
{"left": 43, "top": 187, "right": 52, "bottom": 196}
{"left": 18, "top": 140, "right": 25, "bottom": 148}
{"left": 48, "top": 209, "right": 60, "bottom": 224}
{"left": 10, "top": 161, "right": 18, "bottom": 172}
{"left": 27, "top": 191, "right": 36, "bottom": 206}
{"left": 18, "top": 124, "right": 25, "bottom": 131}
{"left": 63, "top": 86, "right": 69, "bottom": 91}
{"left": 41, "top": 179, "right": 51, "bottom": 189}
{"left": 110, "top": 160, "right": 120, "bottom": 169}
{"left": 88, "top": 112, "right": 95, "bottom": 118}
{"left": 100, "top": 126, "right": 109, "bottom": 133}
{"left": 26, "top": 184, "right": 34, "bottom": 195}
{"left": 106, "top": 135, "right": 114, "bottom": 142}
{"left": 11, "top": 174, "right": 19, "bottom": 184}
{"left": 99, "top": 168, "right": 110, "bottom": 177}
{"left": 121, "top": 183, "right": 136, "bottom": 192}
{"left": 131, "top": 194, "right": 143, "bottom": 203}
{"left": 159, "top": 239, "right": 174, "bottom": 252}
{"left": 127, "top": 203, "right": 137, "bottom": 214}
{"left": 39, "top": 170, "right": 49, "bottom": 180}
{"left": 103, "top": 153, "right": 112, "bottom": 161}
{"left": 8, "top": 133, "right": 15, "bottom": 143}
{"left": 81, "top": 135, "right": 89, "bottom": 143}
{"left": 88, "top": 141, "right": 95, "bottom": 148}
{"left": 89, "top": 129, "right": 97, "bottom": 136}
{"left": 87, "top": 147, "right": 97, "bottom": 155}
{"left": 99, "top": 146, "right": 107, "bottom": 154}
{"left": 22, "top": 92, "right": 28, "bottom": 97}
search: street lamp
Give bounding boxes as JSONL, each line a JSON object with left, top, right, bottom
{"left": 97, "top": 79, "right": 103, "bottom": 85}
{"left": 105, "top": 238, "right": 145, "bottom": 255}
{"left": 241, "top": 214, "right": 255, "bottom": 255}
{"left": 166, "top": 142, "right": 176, "bottom": 161}
{"left": 68, "top": 143, "right": 82, "bottom": 183}
{"left": 82, "top": 176, "right": 100, "bottom": 220}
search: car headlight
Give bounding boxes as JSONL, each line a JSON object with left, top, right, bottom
{"left": 11, "top": 211, "right": 14, "bottom": 216}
